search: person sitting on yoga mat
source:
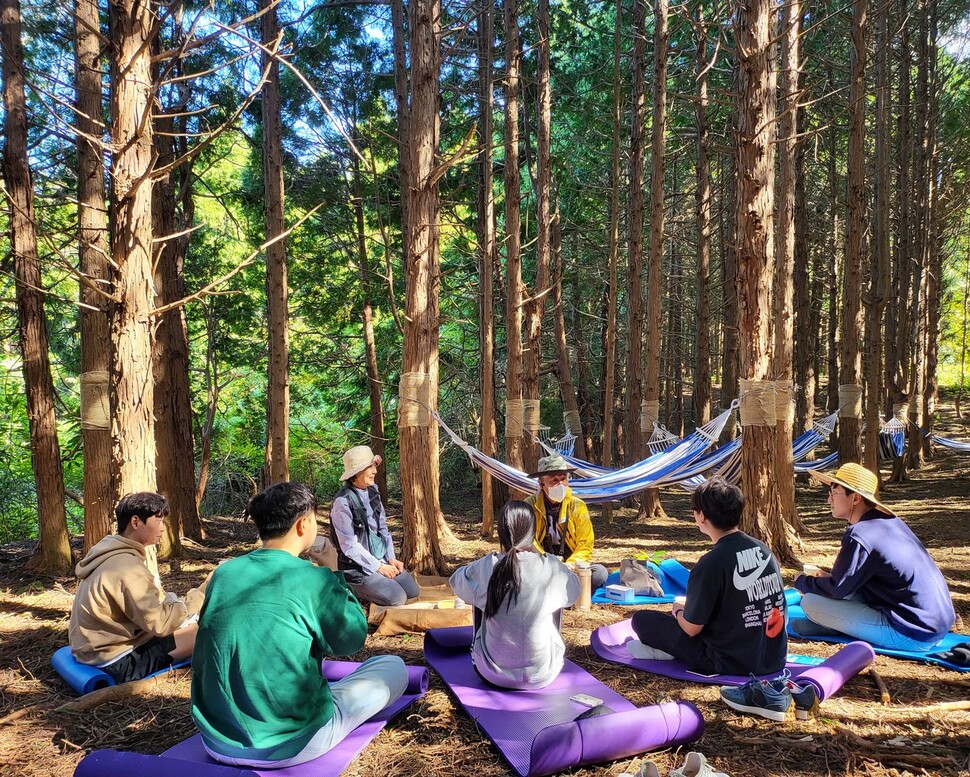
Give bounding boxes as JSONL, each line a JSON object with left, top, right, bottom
{"left": 450, "top": 500, "right": 580, "bottom": 689}
{"left": 627, "top": 478, "right": 788, "bottom": 675}
{"left": 330, "top": 445, "right": 419, "bottom": 606}
{"left": 69, "top": 492, "right": 205, "bottom": 683}
{"left": 191, "top": 482, "right": 408, "bottom": 769}
{"left": 526, "top": 454, "right": 609, "bottom": 591}
{"left": 792, "top": 463, "right": 955, "bottom": 650}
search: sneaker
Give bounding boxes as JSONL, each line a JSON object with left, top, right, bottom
{"left": 626, "top": 639, "right": 676, "bottom": 661}
{"left": 719, "top": 675, "right": 793, "bottom": 722}
{"left": 768, "top": 670, "right": 819, "bottom": 720}
{"left": 668, "top": 751, "right": 731, "bottom": 777}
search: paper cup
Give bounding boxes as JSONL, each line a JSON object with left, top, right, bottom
{"left": 803, "top": 563, "right": 819, "bottom": 577}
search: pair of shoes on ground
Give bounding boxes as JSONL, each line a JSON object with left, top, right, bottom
{"left": 719, "top": 670, "right": 818, "bottom": 722}
{"left": 621, "top": 752, "right": 730, "bottom": 777}
{"left": 928, "top": 641, "right": 970, "bottom": 665}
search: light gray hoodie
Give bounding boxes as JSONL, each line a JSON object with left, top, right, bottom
{"left": 450, "top": 551, "right": 579, "bottom": 689}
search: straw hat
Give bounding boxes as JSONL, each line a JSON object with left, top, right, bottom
{"left": 340, "top": 445, "right": 382, "bottom": 482}
{"left": 807, "top": 462, "right": 893, "bottom": 514}
{"left": 527, "top": 454, "right": 576, "bottom": 479}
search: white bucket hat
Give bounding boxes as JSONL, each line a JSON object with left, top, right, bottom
{"left": 340, "top": 445, "right": 382, "bottom": 482}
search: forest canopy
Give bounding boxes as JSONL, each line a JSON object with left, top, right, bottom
{"left": 2, "top": 0, "right": 970, "bottom": 570}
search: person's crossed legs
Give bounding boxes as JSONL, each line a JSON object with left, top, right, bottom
{"left": 353, "top": 569, "right": 420, "bottom": 606}
{"left": 205, "top": 655, "right": 409, "bottom": 769}
{"left": 800, "top": 593, "right": 942, "bottom": 651}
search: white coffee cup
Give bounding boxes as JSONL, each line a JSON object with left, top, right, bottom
{"left": 803, "top": 563, "right": 819, "bottom": 577}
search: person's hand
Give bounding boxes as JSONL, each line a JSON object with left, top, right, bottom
{"left": 378, "top": 564, "right": 399, "bottom": 578}
{"left": 815, "top": 569, "right": 832, "bottom": 578}
{"left": 565, "top": 561, "right": 576, "bottom": 570}
{"left": 391, "top": 559, "right": 405, "bottom": 573}
{"left": 671, "top": 603, "right": 685, "bottom": 619}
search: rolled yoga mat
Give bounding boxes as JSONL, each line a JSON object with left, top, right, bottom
{"left": 591, "top": 558, "right": 691, "bottom": 605}
{"left": 424, "top": 626, "right": 704, "bottom": 777}
{"left": 51, "top": 646, "right": 191, "bottom": 696}
{"left": 73, "top": 661, "right": 429, "bottom": 777}
{"left": 787, "top": 590, "right": 970, "bottom": 672}
{"left": 591, "top": 618, "right": 875, "bottom": 700}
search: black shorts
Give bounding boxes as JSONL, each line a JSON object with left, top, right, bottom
{"left": 102, "top": 635, "right": 176, "bottom": 683}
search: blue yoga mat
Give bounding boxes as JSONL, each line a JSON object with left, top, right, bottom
{"left": 591, "top": 558, "right": 691, "bottom": 605}
{"left": 51, "top": 646, "right": 190, "bottom": 695}
{"left": 786, "top": 590, "right": 970, "bottom": 672}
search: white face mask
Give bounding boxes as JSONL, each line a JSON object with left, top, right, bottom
{"left": 545, "top": 483, "right": 568, "bottom": 503}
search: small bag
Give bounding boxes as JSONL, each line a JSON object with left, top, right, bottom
{"left": 619, "top": 559, "right": 665, "bottom": 597}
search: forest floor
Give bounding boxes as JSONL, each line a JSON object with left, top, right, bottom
{"left": 2, "top": 423, "right": 970, "bottom": 776}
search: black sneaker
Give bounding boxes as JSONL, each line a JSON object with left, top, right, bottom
{"left": 720, "top": 674, "right": 793, "bottom": 722}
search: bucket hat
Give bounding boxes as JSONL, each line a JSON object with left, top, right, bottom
{"left": 340, "top": 445, "right": 382, "bottom": 482}
{"left": 527, "top": 453, "right": 576, "bottom": 479}
{"left": 807, "top": 462, "right": 893, "bottom": 514}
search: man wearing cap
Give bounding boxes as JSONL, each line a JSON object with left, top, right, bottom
{"left": 793, "top": 463, "right": 955, "bottom": 650}
{"left": 330, "top": 446, "right": 419, "bottom": 606}
{"left": 526, "top": 454, "right": 609, "bottom": 591}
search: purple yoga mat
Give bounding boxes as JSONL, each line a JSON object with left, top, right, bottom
{"left": 73, "top": 661, "right": 428, "bottom": 777}
{"left": 424, "top": 626, "right": 703, "bottom": 777}
{"left": 591, "top": 619, "right": 875, "bottom": 701}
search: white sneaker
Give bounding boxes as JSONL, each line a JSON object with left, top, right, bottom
{"left": 626, "top": 639, "right": 676, "bottom": 661}
{"left": 668, "top": 751, "right": 730, "bottom": 777}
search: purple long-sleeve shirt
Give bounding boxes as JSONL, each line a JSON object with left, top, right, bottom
{"left": 794, "top": 509, "right": 954, "bottom": 642}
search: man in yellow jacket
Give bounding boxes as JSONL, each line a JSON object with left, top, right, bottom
{"left": 69, "top": 492, "right": 206, "bottom": 682}
{"left": 526, "top": 455, "right": 608, "bottom": 591}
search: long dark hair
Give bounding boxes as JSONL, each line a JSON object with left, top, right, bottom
{"left": 484, "top": 501, "right": 536, "bottom": 620}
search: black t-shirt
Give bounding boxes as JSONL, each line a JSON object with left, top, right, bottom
{"left": 684, "top": 530, "right": 788, "bottom": 675}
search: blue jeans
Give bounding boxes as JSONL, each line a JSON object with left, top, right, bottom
{"left": 352, "top": 569, "right": 420, "bottom": 606}
{"left": 204, "top": 655, "right": 409, "bottom": 769}
{"left": 800, "top": 593, "right": 942, "bottom": 651}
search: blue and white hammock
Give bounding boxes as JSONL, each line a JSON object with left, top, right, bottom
{"left": 694, "top": 411, "right": 839, "bottom": 488}
{"left": 879, "top": 416, "right": 906, "bottom": 459}
{"left": 928, "top": 432, "right": 970, "bottom": 452}
{"left": 434, "top": 406, "right": 736, "bottom": 504}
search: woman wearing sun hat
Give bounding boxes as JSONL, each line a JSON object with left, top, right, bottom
{"left": 793, "top": 463, "right": 955, "bottom": 650}
{"left": 329, "top": 445, "right": 419, "bottom": 606}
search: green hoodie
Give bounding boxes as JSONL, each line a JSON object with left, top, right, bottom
{"left": 191, "top": 549, "right": 367, "bottom": 762}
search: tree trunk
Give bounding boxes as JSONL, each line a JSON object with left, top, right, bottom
{"left": 399, "top": 0, "right": 446, "bottom": 575}
{"left": 477, "top": 0, "right": 498, "bottom": 535}
{"left": 625, "top": 0, "right": 647, "bottom": 474}
{"left": 1, "top": 0, "right": 72, "bottom": 573}
{"left": 262, "top": 0, "right": 290, "bottom": 485}
{"left": 838, "top": 0, "right": 867, "bottom": 467}
{"left": 521, "top": 0, "right": 554, "bottom": 471}
{"left": 152, "top": 94, "right": 194, "bottom": 556}
{"left": 353, "top": 153, "right": 389, "bottom": 502}
{"left": 503, "top": 0, "right": 525, "bottom": 475}
{"left": 600, "top": 0, "right": 623, "bottom": 524}
{"left": 692, "top": 9, "right": 712, "bottom": 429}
{"left": 552, "top": 215, "right": 585, "bottom": 458}
{"left": 74, "top": 0, "right": 113, "bottom": 552}
{"left": 108, "top": 0, "right": 158, "bottom": 499}
{"left": 733, "top": 0, "right": 790, "bottom": 560}
{"left": 825, "top": 101, "right": 841, "bottom": 428}
{"left": 865, "top": 0, "right": 892, "bottom": 475}
{"left": 793, "top": 65, "right": 815, "bottom": 436}
{"left": 773, "top": 0, "right": 801, "bottom": 536}
{"left": 721, "top": 153, "right": 740, "bottom": 442}
{"left": 639, "top": 0, "right": 669, "bottom": 521}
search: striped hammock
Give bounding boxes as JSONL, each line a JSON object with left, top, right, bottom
{"left": 928, "top": 433, "right": 970, "bottom": 452}
{"left": 879, "top": 416, "right": 906, "bottom": 459}
{"left": 434, "top": 406, "right": 735, "bottom": 503}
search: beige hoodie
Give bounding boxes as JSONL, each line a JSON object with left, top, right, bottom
{"left": 69, "top": 534, "right": 204, "bottom": 666}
